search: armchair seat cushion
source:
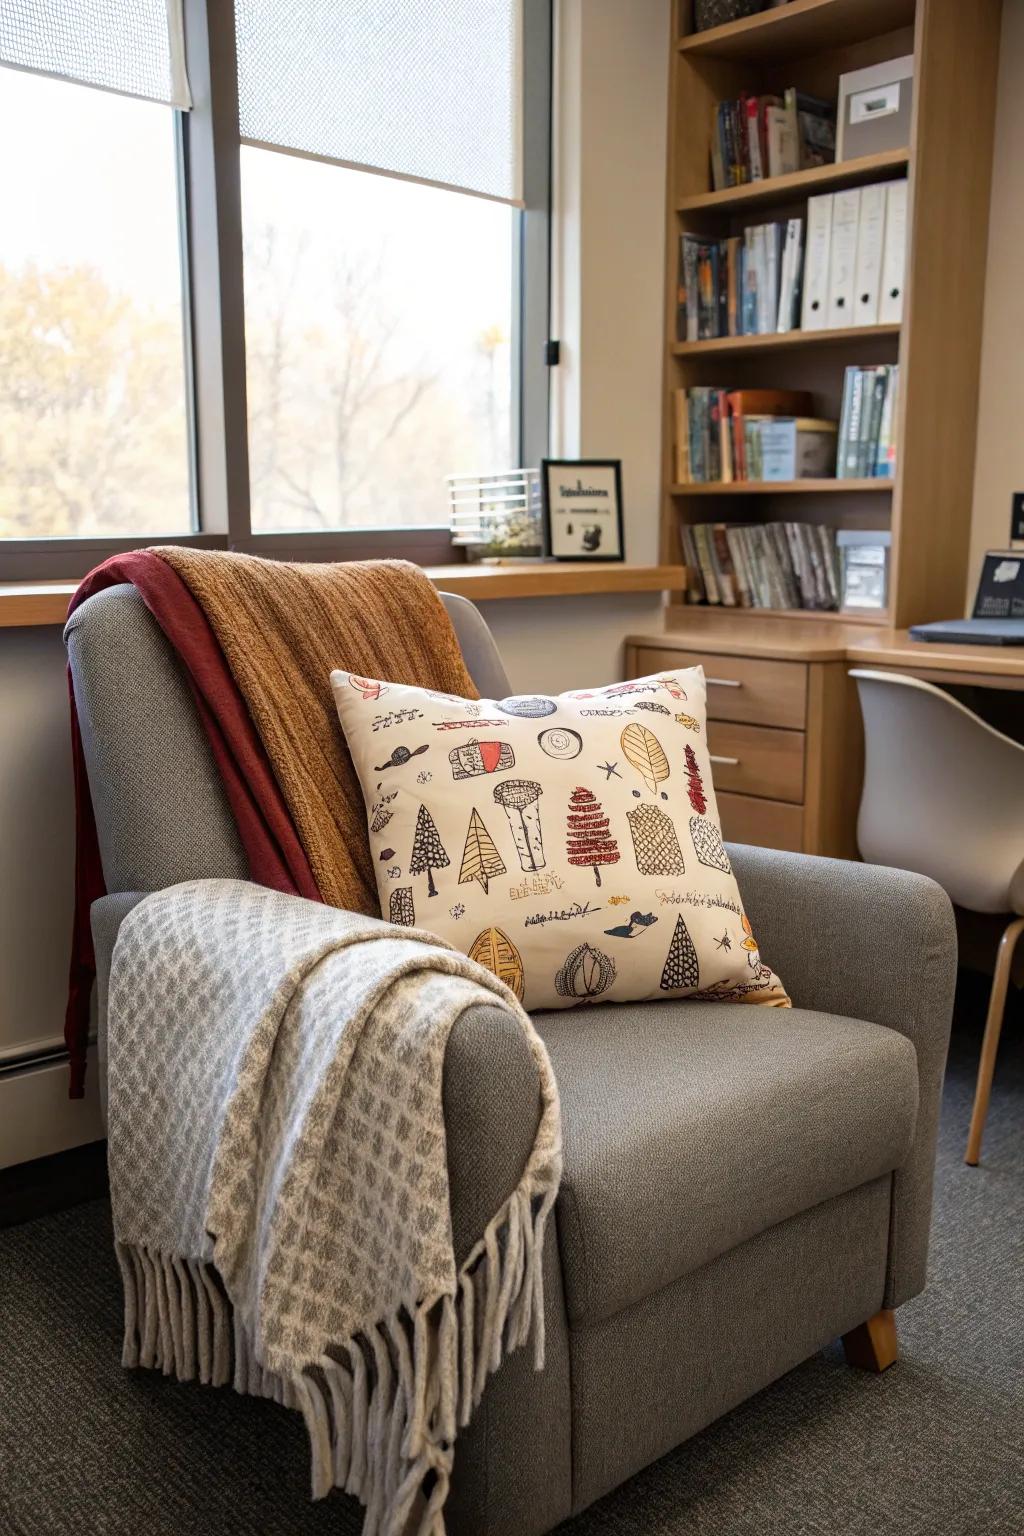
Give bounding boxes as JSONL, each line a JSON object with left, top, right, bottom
{"left": 537, "top": 1001, "right": 919, "bottom": 1326}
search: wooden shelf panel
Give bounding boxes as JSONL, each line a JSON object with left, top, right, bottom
{"left": 669, "top": 479, "right": 893, "bottom": 495}
{"left": 677, "top": 149, "right": 909, "bottom": 215}
{"left": 669, "top": 602, "right": 886, "bottom": 626}
{"left": 672, "top": 323, "right": 900, "bottom": 358}
{"left": 0, "top": 565, "right": 689, "bottom": 627}
{"left": 425, "top": 564, "right": 688, "bottom": 600}
{"left": 677, "top": 0, "right": 916, "bottom": 61}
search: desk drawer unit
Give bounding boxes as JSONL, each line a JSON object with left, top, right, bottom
{"left": 631, "top": 647, "right": 807, "bottom": 729}
{"left": 706, "top": 720, "right": 805, "bottom": 803}
{"left": 626, "top": 639, "right": 860, "bottom": 858}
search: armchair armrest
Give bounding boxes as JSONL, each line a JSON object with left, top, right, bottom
{"left": 728, "top": 844, "right": 957, "bottom": 1307}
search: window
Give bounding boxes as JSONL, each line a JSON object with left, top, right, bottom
{"left": 0, "top": 0, "right": 551, "bottom": 577}
{"left": 242, "top": 152, "right": 515, "bottom": 533}
{"left": 0, "top": 70, "right": 192, "bottom": 540}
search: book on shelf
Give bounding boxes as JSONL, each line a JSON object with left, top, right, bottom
{"left": 836, "top": 365, "right": 899, "bottom": 479}
{"left": 710, "top": 89, "right": 835, "bottom": 191}
{"left": 673, "top": 387, "right": 838, "bottom": 485}
{"left": 676, "top": 218, "right": 804, "bottom": 341}
{"left": 680, "top": 521, "right": 841, "bottom": 612}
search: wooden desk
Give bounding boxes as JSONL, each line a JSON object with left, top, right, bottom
{"left": 625, "top": 614, "right": 1024, "bottom": 859}
{"left": 845, "top": 630, "right": 1024, "bottom": 691}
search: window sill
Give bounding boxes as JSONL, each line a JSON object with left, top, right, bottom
{"left": 0, "top": 564, "right": 688, "bottom": 628}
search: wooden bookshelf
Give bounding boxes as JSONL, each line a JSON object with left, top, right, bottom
{"left": 670, "top": 478, "right": 891, "bottom": 496}
{"left": 672, "top": 322, "right": 899, "bottom": 357}
{"left": 676, "top": 146, "right": 909, "bottom": 213}
{"left": 660, "top": 0, "right": 1003, "bottom": 628}
{"left": 677, "top": 0, "right": 916, "bottom": 60}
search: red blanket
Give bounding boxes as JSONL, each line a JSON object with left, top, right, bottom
{"left": 64, "top": 553, "right": 321, "bottom": 1097}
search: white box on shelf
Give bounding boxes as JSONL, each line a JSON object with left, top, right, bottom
{"left": 836, "top": 55, "right": 914, "bottom": 161}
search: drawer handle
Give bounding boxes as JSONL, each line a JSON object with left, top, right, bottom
{"left": 706, "top": 677, "right": 742, "bottom": 688}
{"left": 709, "top": 754, "right": 740, "bottom": 767}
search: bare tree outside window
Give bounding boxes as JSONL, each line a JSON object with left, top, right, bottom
{"left": 241, "top": 149, "right": 514, "bottom": 533}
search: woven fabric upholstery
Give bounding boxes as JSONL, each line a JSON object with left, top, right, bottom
{"left": 441, "top": 592, "right": 512, "bottom": 699}
{"left": 65, "top": 585, "right": 247, "bottom": 892}
{"left": 568, "top": 1176, "right": 891, "bottom": 1515}
{"left": 536, "top": 1000, "right": 916, "bottom": 1326}
{"left": 447, "top": 1231, "right": 573, "bottom": 1536}
{"left": 726, "top": 846, "right": 956, "bottom": 1307}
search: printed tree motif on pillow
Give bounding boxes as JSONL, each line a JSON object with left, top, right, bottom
{"left": 565, "top": 786, "right": 620, "bottom": 887}
{"left": 627, "top": 803, "right": 684, "bottom": 876}
{"left": 409, "top": 804, "right": 450, "bottom": 897}
{"left": 690, "top": 816, "right": 731, "bottom": 874}
{"left": 389, "top": 887, "right": 415, "bottom": 927}
{"left": 620, "top": 722, "right": 670, "bottom": 796}
{"left": 458, "top": 808, "right": 506, "bottom": 895}
{"left": 660, "top": 914, "right": 699, "bottom": 991}
{"left": 684, "top": 745, "right": 707, "bottom": 815}
{"left": 555, "top": 943, "right": 616, "bottom": 1001}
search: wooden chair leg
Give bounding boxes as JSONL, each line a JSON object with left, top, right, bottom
{"left": 965, "top": 915, "right": 1024, "bottom": 1167}
{"left": 842, "top": 1308, "right": 898, "bottom": 1372}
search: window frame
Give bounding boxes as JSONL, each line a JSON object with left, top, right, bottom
{"left": 0, "top": 0, "right": 553, "bottom": 581}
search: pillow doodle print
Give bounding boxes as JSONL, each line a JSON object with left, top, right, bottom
{"left": 331, "top": 670, "right": 790, "bottom": 1013}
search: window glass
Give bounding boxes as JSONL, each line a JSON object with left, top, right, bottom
{"left": 0, "top": 69, "right": 192, "bottom": 539}
{"left": 241, "top": 147, "right": 515, "bottom": 533}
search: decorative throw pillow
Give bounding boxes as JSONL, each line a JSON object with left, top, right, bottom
{"left": 330, "top": 667, "right": 790, "bottom": 1012}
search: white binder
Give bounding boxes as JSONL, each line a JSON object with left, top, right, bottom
{"left": 826, "top": 187, "right": 860, "bottom": 329}
{"left": 852, "top": 180, "right": 886, "bottom": 326}
{"left": 879, "top": 178, "right": 908, "bottom": 324}
{"left": 800, "top": 193, "right": 833, "bottom": 331}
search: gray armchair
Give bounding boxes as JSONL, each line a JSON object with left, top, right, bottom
{"left": 67, "top": 584, "right": 956, "bottom": 1536}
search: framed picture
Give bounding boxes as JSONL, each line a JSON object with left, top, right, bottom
{"left": 541, "top": 460, "right": 625, "bottom": 561}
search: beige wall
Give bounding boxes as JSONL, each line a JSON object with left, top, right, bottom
{"left": 0, "top": 0, "right": 671, "bottom": 1163}
{"left": 969, "top": 0, "right": 1024, "bottom": 602}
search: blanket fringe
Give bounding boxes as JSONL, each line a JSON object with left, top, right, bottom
{"left": 115, "top": 1171, "right": 558, "bottom": 1536}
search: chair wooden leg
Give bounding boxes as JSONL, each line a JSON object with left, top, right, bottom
{"left": 842, "top": 1308, "right": 898, "bottom": 1372}
{"left": 965, "top": 915, "right": 1024, "bottom": 1167}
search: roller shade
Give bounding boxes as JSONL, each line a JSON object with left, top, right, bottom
{"left": 234, "top": 0, "right": 524, "bottom": 206}
{"left": 0, "top": 0, "right": 191, "bottom": 108}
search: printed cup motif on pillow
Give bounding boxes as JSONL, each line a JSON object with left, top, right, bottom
{"left": 332, "top": 666, "right": 790, "bottom": 1013}
{"left": 493, "top": 780, "right": 545, "bottom": 872}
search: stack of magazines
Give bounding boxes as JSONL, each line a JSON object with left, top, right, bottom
{"left": 681, "top": 521, "right": 840, "bottom": 611}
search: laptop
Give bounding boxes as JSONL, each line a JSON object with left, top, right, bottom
{"left": 910, "top": 551, "right": 1024, "bottom": 645}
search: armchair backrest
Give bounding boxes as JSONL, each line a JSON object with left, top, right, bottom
{"left": 65, "top": 582, "right": 510, "bottom": 896}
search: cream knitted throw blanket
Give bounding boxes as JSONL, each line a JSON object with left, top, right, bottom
{"left": 107, "top": 879, "right": 562, "bottom": 1536}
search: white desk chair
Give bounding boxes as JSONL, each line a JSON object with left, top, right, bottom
{"left": 850, "top": 669, "right": 1024, "bottom": 1165}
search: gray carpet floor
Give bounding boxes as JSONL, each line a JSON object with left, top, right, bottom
{"left": 1, "top": 1001, "right": 1021, "bottom": 1536}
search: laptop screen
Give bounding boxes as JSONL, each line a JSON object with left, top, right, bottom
{"left": 973, "top": 551, "right": 1024, "bottom": 621}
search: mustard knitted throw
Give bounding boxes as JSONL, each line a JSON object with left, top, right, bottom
{"left": 155, "top": 549, "right": 478, "bottom": 915}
